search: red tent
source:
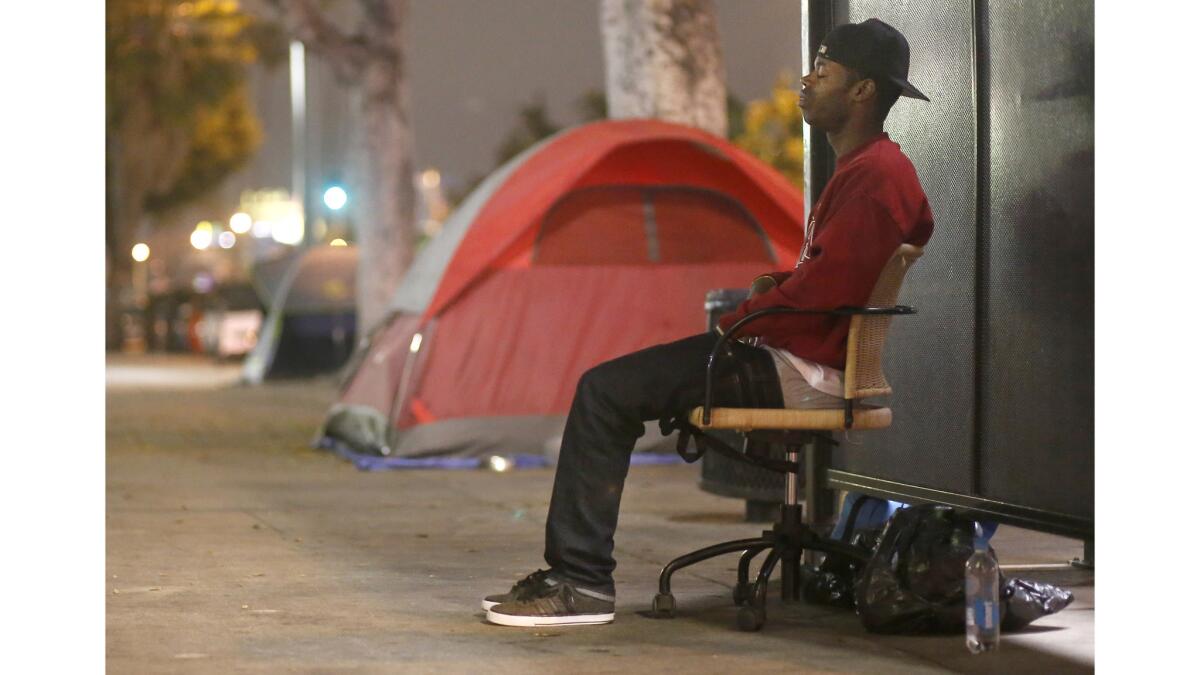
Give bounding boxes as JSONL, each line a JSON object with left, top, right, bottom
{"left": 323, "top": 119, "right": 805, "bottom": 458}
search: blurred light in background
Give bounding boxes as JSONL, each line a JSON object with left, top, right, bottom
{"left": 311, "top": 218, "right": 328, "bottom": 242}
{"left": 218, "top": 231, "right": 237, "bottom": 249}
{"left": 271, "top": 213, "right": 305, "bottom": 245}
{"left": 417, "top": 167, "right": 450, "bottom": 232}
{"left": 409, "top": 332, "right": 423, "bottom": 353}
{"left": 229, "top": 211, "right": 253, "bottom": 234}
{"left": 330, "top": 238, "right": 348, "bottom": 247}
{"left": 131, "top": 243, "right": 150, "bottom": 262}
{"left": 192, "top": 272, "right": 215, "bottom": 294}
{"left": 323, "top": 186, "right": 348, "bottom": 211}
{"left": 190, "top": 221, "right": 214, "bottom": 250}
{"left": 252, "top": 220, "right": 274, "bottom": 239}
{"left": 487, "top": 455, "right": 512, "bottom": 472}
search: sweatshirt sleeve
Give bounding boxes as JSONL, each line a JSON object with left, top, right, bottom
{"left": 717, "top": 191, "right": 903, "bottom": 338}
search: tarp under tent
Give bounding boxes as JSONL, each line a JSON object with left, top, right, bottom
{"left": 243, "top": 245, "right": 358, "bottom": 383}
{"left": 321, "top": 119, "right": 806, "bottom": 459}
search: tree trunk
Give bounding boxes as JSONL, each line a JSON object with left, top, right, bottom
{"left": 107, "top": 96, "right": 194, "bottom": 348}
{"left": 601, "top": 0, "right": 728, "bottom": 137}
{"left": 352, "top": 5, "right": 416, "bottom": 332}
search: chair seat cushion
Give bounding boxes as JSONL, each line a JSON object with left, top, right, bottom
{"left": 687, "top": 405, "right": 892, "bottom": 431}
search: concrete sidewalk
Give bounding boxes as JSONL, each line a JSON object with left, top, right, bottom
{"left": 106, "top": 355, "right": 1093, "bottom": 673}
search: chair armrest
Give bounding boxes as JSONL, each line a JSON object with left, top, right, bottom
{"left": 702, "top": 305, "right": 916, "bottom": 425}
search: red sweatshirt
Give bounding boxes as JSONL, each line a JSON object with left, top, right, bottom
{"left": 717, "top": 132, "right": 934, "bottom": 369}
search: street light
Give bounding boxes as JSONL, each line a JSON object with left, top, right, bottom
{"left": 421, "top": 169, "right": 441, "bottom": 189}
{"left": 271, "top": 213, "right": 304, "bottom": 245}
{"left": 190, "top": 221, "right": 214, "bottom": 250}
{"left": 131, "top": 242, "right": 151, "bottom": 309}
{"left": 229, "top": 212, "right": 252, "bottom": 234}
{"left": 218, "top": 231, "right": 237, "bottom": 249}
{"left": 323, "top": 186, "right": 348, "bottom": 211}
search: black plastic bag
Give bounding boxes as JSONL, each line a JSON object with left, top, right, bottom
{"left": 803, "top": 493, "right": 898, "bottom": 608}
{"left": 853, "top": 504, "right": 1076, "bottom": 635}
{"left": 855, "top": 504, "right": 974, "bottom": 634}
{"left": 1002, "top": 577, "right": 1075, "bottom": 631}
{"left": 804, "top": 527, "right": 883, "bottom": 609}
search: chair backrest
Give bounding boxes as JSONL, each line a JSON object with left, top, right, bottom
{"left": 843, "top": 244, "right": 924, "bottom": 399}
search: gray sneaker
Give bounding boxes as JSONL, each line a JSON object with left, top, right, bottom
{"left": 485, "top": 578, "right": 615, "bottom": 627}
{"left": 481, "top": 569, "right": 555, "bottom": 611}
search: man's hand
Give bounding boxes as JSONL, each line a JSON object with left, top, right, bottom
{"left": 715, "top": 275, "right": 778, "bottom": 342}
{"left": 749, "top": 274, "right": 779, "bottom": 297}
{"left": 725, "top": 276, "right": 777, "bottom": 347}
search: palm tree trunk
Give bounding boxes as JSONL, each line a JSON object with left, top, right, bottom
{"left": 353, "top": 3, "right": 416, "bottom": 331}
{"left": 601, "top": 0, "right": 728, "bottom": 137}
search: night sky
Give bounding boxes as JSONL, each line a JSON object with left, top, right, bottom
{"left": 234, "top": 0, "right": 803, "bottom": 205}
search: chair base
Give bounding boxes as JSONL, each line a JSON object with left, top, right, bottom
{"left": 649, "top": 503, "right": 870, "bottom": 631}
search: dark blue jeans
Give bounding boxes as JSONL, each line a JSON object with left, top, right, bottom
{"left": 543, "top": 331, "right": 783, "bottom": 595}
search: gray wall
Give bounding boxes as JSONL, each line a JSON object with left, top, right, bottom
{"left": 827, "top": 0, "right": 1094, "bottom": 520}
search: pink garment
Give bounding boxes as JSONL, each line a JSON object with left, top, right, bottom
{"left": 763, "top": 345, "right": 846, "bottom": 407}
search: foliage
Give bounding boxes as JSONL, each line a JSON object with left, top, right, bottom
{"left": 107, "top": 0, "right": 285, "bottom": 216}
{"left": 725, "top": 93, "right": 745, "bottom": 140}
{"left": 577, "top": 89, "right": 608, "bottom": 122}
{"left": 732, "top": 70, "right": 805, "bottom": 188}
{"left": 494, "top": 95, "right": 562, "bottom": 167}
{"left": 144, "top": 83, "right": 263, "bottom": 211}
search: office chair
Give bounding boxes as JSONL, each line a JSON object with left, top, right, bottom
{"left": 652, "top": 243, "right": 924, "bottom": 631}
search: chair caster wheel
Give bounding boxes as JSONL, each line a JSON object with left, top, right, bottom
{"left": 733, "top": 582, "right": 752, "bottom": 606}
{"left": 651, "top": 593, "right": 676, "bottom": 618}
{"left": 737, "top": 605, "right": 765, "bottom": 632}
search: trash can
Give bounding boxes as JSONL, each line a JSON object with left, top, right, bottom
{"left": 701, "top": 289, "right": 787, "bottom": 522}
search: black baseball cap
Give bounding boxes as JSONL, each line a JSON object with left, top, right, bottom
{"left": 817, "top": 18, "right": 929, "bottom": 101}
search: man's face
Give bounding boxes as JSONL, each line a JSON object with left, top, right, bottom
{"left": 798, "top": 55, "right": 860, "bottom": 131}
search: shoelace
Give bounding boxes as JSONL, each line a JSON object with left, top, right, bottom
{"left": 512, "top": 569, "right": 552, "bottom": 600}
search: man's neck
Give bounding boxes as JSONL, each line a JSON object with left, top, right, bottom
{"left": 826, "top": 122, "right": 885, "bottom": 160}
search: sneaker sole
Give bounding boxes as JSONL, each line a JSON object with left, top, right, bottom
{"left": 485, "top": 609, "right": 615, "bottom": 627}
{"left": 481, "top": 599, "right": 500, "bottom": 611}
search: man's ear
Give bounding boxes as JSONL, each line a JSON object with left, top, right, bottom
{"left": 852, "top": 77, "right": 877, "bottom": 103}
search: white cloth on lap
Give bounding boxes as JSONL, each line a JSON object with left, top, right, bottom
{"left": 763, "top": 346, "right": 846, "bottom": 409}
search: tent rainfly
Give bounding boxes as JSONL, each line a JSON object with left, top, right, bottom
{"left": 322, "top": 119, "right": 806, "bottom": 459}
{"left": 243, "top": 245, "right": 358, "bottom": 383}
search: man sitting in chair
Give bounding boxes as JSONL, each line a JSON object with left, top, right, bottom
{"left": 484, "top": 18, "right": 936, "bottom": 627}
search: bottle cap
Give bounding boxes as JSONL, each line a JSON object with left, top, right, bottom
{"left": 973, "top": 521, "right": 988, "bottom": 551}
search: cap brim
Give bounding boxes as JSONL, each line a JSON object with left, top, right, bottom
{"left": 893, "top": 77, "right": 930, "bottom": 102}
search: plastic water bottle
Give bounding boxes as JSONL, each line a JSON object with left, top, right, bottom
{"left": 965, "top": 522, "right": 1000, "bottom": 653}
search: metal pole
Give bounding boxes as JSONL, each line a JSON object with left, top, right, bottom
{"left": 801, "top": 436, "right": 818, "bottom": 566}
{"left": 802, "top": 0, "right": 836, "bottom": 214}
{"left": 970, "top": 0, "right": 992, "bottom": 497}
{"left": 785, "top": 450, "right": 801, "bottom": 506}
{"left": 289, "top": 40, "right": 308, "bottom": 247}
